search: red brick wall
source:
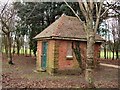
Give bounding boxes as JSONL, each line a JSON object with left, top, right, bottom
{"left": 36, "top": 40, "right": 101, "bottom": 71}
{"left": 58, "top": 40, "right": 79, "bottom": 70}
{"left": 94, "top": 43, "right": 101, "bottom": 66}
{"left": 47, "top": 40, "right": 56, "bottom": 73}
{"left": 57, "top": 40, "right": 101, "bottom": 70}
{"left": 94, "top": 43, "right": 101, "bottom": 58}
{"left": 36, "top": 40, "right": 42, "bottom": 71}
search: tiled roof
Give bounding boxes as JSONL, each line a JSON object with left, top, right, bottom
{"left": 34, "top": 14, "right": 104, "bottom": 42}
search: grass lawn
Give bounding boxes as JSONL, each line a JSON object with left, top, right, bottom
{"left": 2, "top": 48, "right": 34, "bottom": 56}
{"left": 100, "top": 50, "right": 120, "bottom": 59}
{"left": 1, "top": 54, "right": 119, "bottom": 88}
{"left": 2, "top": 48, "right": 120, "bottom": 59}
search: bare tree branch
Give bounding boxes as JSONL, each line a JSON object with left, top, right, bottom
{"left": 24, "top": 4, "right": 38, "bottom": 23}
{"left": 0, "top": 0, "right": 15, "bottom": 34}
{"left": 100, "top": 1, "right": 118, "bottom": 18}
{"left": 95, "top": 2, "right": 98, "bottom": 16}
{"left": 0, "top": 16, "right": 10, "bottom": 32}
{"left": 94, "top": 0, "right": 103, "bottom": 33}
{"left": 89, "top": 0, "right": 94, "bottom": 11}
{"left": 63, "top": 0, "right": 83, "bottom": 23}
{"left": 78, "top": 0, "right": 87, "bottom": 18}
{"left": 1, "top": 25, "right": 7, "bottom": 35}
{"left": 16, "top": 3, "right": 38, "bottom": 29}
{"left": 1, "top": 0, "right": 9, "bottom": 14}
{"left": 114, "top": 9, "right": 120, "bottom": 15}
{"left": 83, "top": 0, "right": 89, "bottom": 13}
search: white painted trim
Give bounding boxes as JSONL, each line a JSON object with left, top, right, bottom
{"left": 66, "top": 56, "right": 73, "bottom": 58}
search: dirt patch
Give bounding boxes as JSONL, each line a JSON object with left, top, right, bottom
{"left": 1, "top": 54, "right": 119, "bottom": 88}
{"left": 99, "top": 59, "right": 120, "bottom": 65}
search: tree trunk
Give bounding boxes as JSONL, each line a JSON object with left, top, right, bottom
{"left": 29, "top": 48, "right": 31, "bottom": 56}
{"left": 17, "top": 46, "right": 20, "bottom": 56}
{"left": 104, "top": 44, "right": 106, "bottom": 59}
{"left": 112, "top": 49, "right": 114, "bottom": 60}
{"left": 12, "top": 43, "right": 15, "bottom": 56}
{"left": 116, "top": 50, "right": 119, "bottom": 59}
{"left": 85, "top": 32, "right": 95, "bottom": 88}
{"left": 7, "top": 33, "right": 14, "bottom": 65}
{"left": 25, "top": 47, "right": 27, "bottom": 56}
{"left": 23, "top": 46, "right": 24, "bottom": 55}
{"left": 106, "top": 48, "right": 108, "bottom": 59}
{"left": 4, "top": 36, "right": 8, "bottom": 57}
{"left": 17, "top": 41, "right": 20, "bottom": 56}
{"left": 109, "top": 45, "right": 112, "bottom": 59}
{"left": 5, "top": 42, "right": 8, "bottom": 57}
{"left": 112, "top": 42, "right": 115, "bottom": 60}
{"left": 115, "top": 42, "right": 119, "bottom": 60}
{"left": 72, "top": 42, "right": 84, "bottom": 72}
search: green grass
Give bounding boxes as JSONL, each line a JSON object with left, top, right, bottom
{"left": 2, "top": 48, "right": 34, "bottom": 55}
{"left": 2, "top": 47, "right": 120, "bottom": 59}
{"left": 100, "top": 50, "right": 120, "bottom": 59}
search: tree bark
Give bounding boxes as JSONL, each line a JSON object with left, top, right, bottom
{"left": 16, "top": 40, "right": 20, "bottom": 56}
{"left": 112, "top": 49, "right": 114, "bottom": 60}
{"left": 29, "top": 48, "right": 31, "bottom": 56}
{"left": 7, "top": 33, "right": 14, "bottom": 65}
{"left": 23, "top": 46, "right": 24, "bottom": 55}
{"left": 17, "top": 47, "right": 20, "bottom": 56}
{"left": 12, "top": 43, "right": 15, "bottom": 56}
{"left": 72, "top": 42, "right": 84, "bottom": 72}
{"left": 25, "top": 46, "right": 27, "bottom": 56}
{"left": 3, "top": 36, "right": 8, "bottom": 57}
{"left": 85, "top": 32, "right": 95, "bottom": 88}
{"left": 116, "top": 50, "right": 119, "bottom": 59}
{"left": 104, "top": 44, "right": 106, "bottom": 59}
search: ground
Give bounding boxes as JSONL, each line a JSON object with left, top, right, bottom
{"left": 1, "top": 54, "right": 119, "bottom": 89}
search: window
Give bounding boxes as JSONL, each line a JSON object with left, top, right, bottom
{"left": 66, "top": 42, "right": 73, "bottom": 59}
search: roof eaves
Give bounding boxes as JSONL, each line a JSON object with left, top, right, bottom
{"left": 51, "top": 36, "right": 86, "bottom": 41}
{"left": 34, "top": 37, "right": 52, "bottom": 40}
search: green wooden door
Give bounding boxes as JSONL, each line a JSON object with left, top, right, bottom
{"left": 41, "top": 42, "right": 48, "bottom": 70}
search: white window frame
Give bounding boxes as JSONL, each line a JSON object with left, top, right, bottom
{"left": 66, "top": 42, "right": 73, "bottom": 59}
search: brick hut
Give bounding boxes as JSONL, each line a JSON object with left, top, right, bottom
{"left": 34, "top": 14, "right": 104, "bottom": 74}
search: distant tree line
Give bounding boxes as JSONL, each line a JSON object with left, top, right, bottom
{"left": 0, "top": 1, "right": 119, "bottom": 65}
{"left": 0, "top": 2, "right": 81, "bottom": 64}
{"left": 98, "top": 1, "right": 120, "bottom": 60}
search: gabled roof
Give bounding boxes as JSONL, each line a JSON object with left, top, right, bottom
{"left": 34, "top": 14, "right": 104, "bottom": 42}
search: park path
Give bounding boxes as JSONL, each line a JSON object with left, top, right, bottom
{"left": 100, "top": 63, "right": 120, "bottom": 69}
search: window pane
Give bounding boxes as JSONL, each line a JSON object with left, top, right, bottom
{"left": 66, "top": 42, "right": 73, "bottom": 59}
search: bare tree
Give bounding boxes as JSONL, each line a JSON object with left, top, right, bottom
{"left": 116, "top": 17, "right": 120, "bottom": 59}
{"left": 111, "top": 17, "right": 120, "bottom": 59}
{"left": 0, "top": 2, "right": 15, "bottom": 64}
{"left": 64, "top": 0, "right": 118, "bottom": 88}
